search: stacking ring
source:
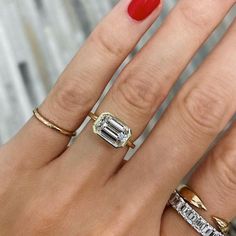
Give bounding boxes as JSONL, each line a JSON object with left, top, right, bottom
{"left": 33, "top": 108, "right": 76, "bottom": 137}
{"left": 169, "top": 185, "right": 230, "bottom": 236}
{"left": 89, "top": 111, "right": 135, "bottom": 149}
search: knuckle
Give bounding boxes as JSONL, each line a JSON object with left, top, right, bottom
{"left": 179, "top": 2, "right": 211, "bottom": 29}
{"left": 179, "top": 87, "right": 227, "bottom": 133}
{"left": 211, "top": 142, "right": 236, "bottom": 193}
{"left": 33, "top": 210, "right": 57, "bottom": 231}
{"left": 25, "top": 195, "right": 69, "bottom": 233}
{"left": 53, "top": 77, "right": 93, "bottom": 114}
{"left": 89, "top": 25, "right": 127, "bottom": 57}
{"left": 178, "top": 0, "right": 235, "bottom": 31}
{"left": 112, "top": 72, "right": 166, "bottom": 116}
{"left": 177, "top": 0, "right": 234, "bottom": 30}
{"left": 20, "top": 205, "right": 59, "bottom": 234}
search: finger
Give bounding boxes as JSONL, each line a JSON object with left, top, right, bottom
{"left": 63, "top": 0, "right": 236, "bottom": 184}
{"left": 113, "top": 17, "right": 236, "bottom": 208}
{"left": 188, "top": 121, "right": 236, "bottom": 222}
{"left": 161, "top": 121, "right": 236, "bottom": 236}
{"left": 5, "top": 0, "right": 163, "bottom": 168}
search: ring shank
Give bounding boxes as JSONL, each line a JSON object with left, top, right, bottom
{"left": 126, "top": 139, "right": 135, "bottom": 149}
{"left": 88, "top": 112, "right": 98, "bottom": 121}
{"left": 33, "top": 108, "right": 76, "bottom": 137}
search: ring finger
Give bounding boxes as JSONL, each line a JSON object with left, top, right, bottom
{"left": 112, "top": 16, "right": 236, "bottom": 214}
{"left": 162, "top": 121, "right": 236, "bottom": 235}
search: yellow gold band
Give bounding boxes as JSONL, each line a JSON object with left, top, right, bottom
{"left": 33, "top": 108, "right": 76, "bottom": 137}
{"left": 126, "top": 139, "right": 136, "bottom": 149}
{"left": 177, "top": 185, "right": 207, "bottom": 211}
{"left": 89, "top": 112, "right": 98, "bottom": 121}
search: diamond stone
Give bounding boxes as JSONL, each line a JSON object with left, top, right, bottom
{"left": 187, "top": 211, "right": 198, "bottom": 223}
{"left": 201, "top": 225, "right": 213, "bottom": 236}
{"left": 176, "top": 198, "right": 185, "bottom": 212}
{"left": 212, "top": 232, "right": 223, "bottom": 236}
{"left": 195, "top": 217, "right": 206, "bottom": 231}
{"left": 169, "top": 192, "right": 179, "bottom": 205}
{"left": 93, "top": 112, "right": 132, "bottom": 148}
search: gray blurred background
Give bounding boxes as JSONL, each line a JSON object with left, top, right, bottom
{"left": 0, "top": 0, "right": 235, "bottom": 234}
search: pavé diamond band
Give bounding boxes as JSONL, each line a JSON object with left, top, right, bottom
{"left": 169, "top": 190, "right": 230, "bottom": 236}
{"left": 89, "top": 111, "right": 135, "bottom": 149}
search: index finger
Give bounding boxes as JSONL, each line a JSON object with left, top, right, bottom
{"left": 5, "top": 0, "right": 163, "bottom": 168}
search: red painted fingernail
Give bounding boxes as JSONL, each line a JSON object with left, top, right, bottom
{"left": 128, "top": 0, "right": 161, "bottom": 21}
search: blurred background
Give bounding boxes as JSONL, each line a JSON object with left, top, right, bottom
{"left": 0, "top": 0, "right": 235, "bottom": 234}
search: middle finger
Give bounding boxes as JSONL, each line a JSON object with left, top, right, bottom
{"left": 115, "top": 17, "right": 236, "bottom": 210}
{"left": 61, "top": 0, "right": 235, "bottom": 184}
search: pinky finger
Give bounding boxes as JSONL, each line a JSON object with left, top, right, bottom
{"left": 162, "top": 120, "right": 236, "bottom": 235}
{"left": 187, "top": 120, "right": 236, "bottom": 223}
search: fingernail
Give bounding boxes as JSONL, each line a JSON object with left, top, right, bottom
{"left": 128, "top": 0, "right": 161, "bottom": 21}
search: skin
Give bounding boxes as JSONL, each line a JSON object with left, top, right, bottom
{"left": 0, "top": 0, "right": 236, "bottom": 235}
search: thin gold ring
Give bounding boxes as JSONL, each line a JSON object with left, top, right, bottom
{"left": 33, "top": 108, "right": 76, "bottom": 137}
{"left": 89, "top": 111, "right": 135, "bottom": 149}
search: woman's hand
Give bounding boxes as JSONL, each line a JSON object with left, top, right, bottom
{"left": 0, "top": 0, "right": 236, "bottom": 235}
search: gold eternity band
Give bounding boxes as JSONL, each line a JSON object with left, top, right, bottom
{"left": 89, "top": 111, "right": 135, "bottom": 149}
{"left": 33, "top": 108, "right": 76, "bottom": 137}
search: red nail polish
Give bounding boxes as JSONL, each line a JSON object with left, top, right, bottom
{"left": 128, "top": 0, "right": 161, "bottom": 21}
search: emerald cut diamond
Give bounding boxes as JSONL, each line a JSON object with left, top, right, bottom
{"left": 93, "top": 112, "right": 132, "bottom": 148}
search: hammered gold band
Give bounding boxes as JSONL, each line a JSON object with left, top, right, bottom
{"left": 33, "top": 108, "right": 76, "bottom": 137}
